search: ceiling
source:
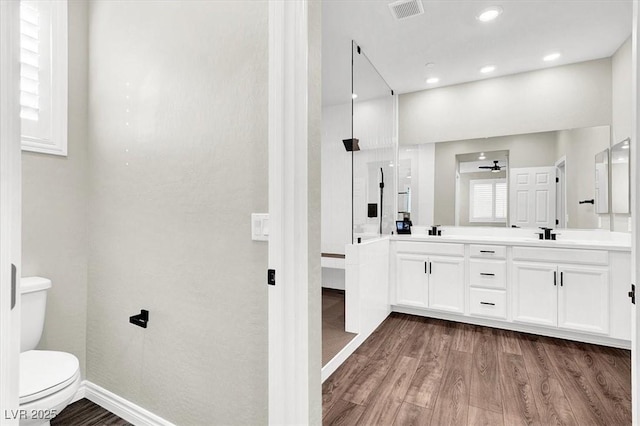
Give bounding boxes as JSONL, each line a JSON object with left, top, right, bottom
{"left": 322, "top": 0, "right": 633, "bottom": 107}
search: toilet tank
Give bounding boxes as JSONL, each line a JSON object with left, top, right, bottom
{"left": 20, "top": 277, "right": 52, "bottom": 352}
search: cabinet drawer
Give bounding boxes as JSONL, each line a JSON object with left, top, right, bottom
{"left": 469, "top": 288, "right": 507, "bottom": 319}
{"left": 469, "top": 259, "right": 506, "bottom": 289}
{"left": 469, "top": 245, "right": 507, "bottom": 259}
{"left": 395, "top": 241, "right": 464, "bottom": 257}
{"left": 512, "top": 247, "right": 608, "bottom": 266}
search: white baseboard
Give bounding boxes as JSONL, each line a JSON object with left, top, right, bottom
{"left": 71, "top": 381, "right": 175, "bottom": 426}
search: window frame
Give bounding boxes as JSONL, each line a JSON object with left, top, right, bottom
{"left": 20, "top": 0, "right": 67, "bottom": 156}
{"left": 469, "top": 178, "right": 507, "bottom": 223}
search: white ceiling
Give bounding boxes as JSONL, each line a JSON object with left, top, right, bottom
{"left": 322, "top": 0, "right": 633, "bottom": 107}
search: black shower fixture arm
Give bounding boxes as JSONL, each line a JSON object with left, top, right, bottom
{"left": 379, "top": 167, "right": 384, "bottom": 235}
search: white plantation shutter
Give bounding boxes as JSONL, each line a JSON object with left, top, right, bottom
{"left": 495, "top": 181, "right": 507, "bottom": 219}
{"left": 470, "top": 179, "right": 507, "bottom": 223}
{"left": 471, "top": 182, "right": 493, "bottom": 219}
{"left": 19, "top": 0, "right": 67, "bottom": 156}
{"left": 20, "top": 2, "right": 40, "bottom": 121}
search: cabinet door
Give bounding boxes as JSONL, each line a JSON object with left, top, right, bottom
{"left": 396, "top": 253, "right": 429, "bottom": 308}
{"left": 512, "top": 262, "right": 557, "bottom": 327}
{"left": 558, "top": 266, "right": 609, "bottom": 334}
{"left": 428, "top": 256, "right": 465, "bottom": 313}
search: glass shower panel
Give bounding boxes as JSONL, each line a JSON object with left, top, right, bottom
{"left": 351, "top": 42, "right": 397, "bottom": 242}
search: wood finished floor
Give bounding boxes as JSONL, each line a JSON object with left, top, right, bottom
{"left": 322, "top": 313, "right": 632, "bottom": 426}
{"left": 51, "top": 399, "right": 130, "bottom": 426}
{"left": 323, "top": 288, "right": 357, "bottom": 366}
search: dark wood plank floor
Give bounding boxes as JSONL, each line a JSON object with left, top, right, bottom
{"left": 51, "top": 399, "right": 130, "bottom": 426}
{"left": 322, "top": 313, "right": 632, "bottom": 425}
{"left": 323, "top": 288, "right": 357, "bottom": 366}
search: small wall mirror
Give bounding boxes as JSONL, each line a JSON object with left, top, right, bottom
{"left": 594, "top": 148, "right": 609, "bottom": 214}
{"left": 611, "top": 139, "right": 630, "bottom": 214}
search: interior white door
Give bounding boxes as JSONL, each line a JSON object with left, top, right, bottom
{"left": 557, "top": 266, "right": 609, "bottom": 334}
{"left": 396, "top": 253, "right": 429, "bottom": 308}
{"left": 0, "top": 0, "right": 21, "bottom": 420}
{"left": 512, "top": 261, "right": 557, "bottom": 326}
{"left": 509, "top": 167, "right": 557, "bottom": 228}
{"left": 428, "top": 256, "right": 465, "bottom": 313}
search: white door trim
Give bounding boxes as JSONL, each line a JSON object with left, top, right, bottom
{"left": 268, "top": 1, "right": 311, "bottom": 424}
{"left": 631, "top": 2, "right": 639, "bottom": 423}
{"left": 0, "top": 0, "right": 21, "bottom": 422}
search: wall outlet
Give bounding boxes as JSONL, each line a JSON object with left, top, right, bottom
{"left": 252, "top": 213, "right": 269, "bottom": 241}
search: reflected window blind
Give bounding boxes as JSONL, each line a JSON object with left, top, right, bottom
{"left": 20, "top": 2, "right": 40, "bottom": 122}
{"left": 472, "top": 183, "right": 493, "bottom": 219}
{"left": 495, "top": 182, "right": 507, "bottom": 219}
{"left": 470, "top": 178, "right": 507, "bottom": 222}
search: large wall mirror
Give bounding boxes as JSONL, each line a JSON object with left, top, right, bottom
{"left": 399, "top": 125, "right": 611, "bottom": 229}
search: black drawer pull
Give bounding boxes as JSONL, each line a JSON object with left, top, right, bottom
{"left": 480, "top": 302, "right": 496, "bottom": 306}
{"left": 480, "top": 273, "right": 495, "bottom": 276}
{"left": 480, "top": 250, "right": 495, "bottom": 254}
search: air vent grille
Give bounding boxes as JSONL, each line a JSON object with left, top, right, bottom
{"left": 389, "top": 0, "right": 424, "bottom": 20}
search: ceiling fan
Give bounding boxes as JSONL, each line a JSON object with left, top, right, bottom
{"left": 479, "top": 160, "right": 502, "bottom": 173}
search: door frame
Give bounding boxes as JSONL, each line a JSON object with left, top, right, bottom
{"left": 555, "top": 156, "right": 566, "bottom": 228}
{"left": 631, "top": 1, "right": 640, "bottom": 423}
{"left": 268, "top": 1, "right": 319, "bottom": 424}
{"left": 0, "top": 0, "right": 21, "bottom": 421}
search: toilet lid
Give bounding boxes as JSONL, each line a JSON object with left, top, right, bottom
{"left": 19, "top": 350, "right": 80, "bottom": 404}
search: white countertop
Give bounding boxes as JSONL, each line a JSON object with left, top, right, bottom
{"left": 392, "top": 230, "right": 631, "bottom": 251}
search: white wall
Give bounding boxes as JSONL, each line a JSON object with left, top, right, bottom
{"left": 555, "top": 126, "right": 611, "bottom": 229}
{"left": 400, "top": 58, "right": 612, "bottom": 145}
{"left": 612, "top": 38, "right": 632, "bottom": 144}
{"left": 87, "top": 2, "right": 269, "bottom": 424}
{"left": 398, "top": 143, "right": 435, "bottom": 225}
{"left": 611, "top": 37, "right": 632, "bottom": 232}
{"left": 22, "top": 0, "right": 88, "bottom": 376}
{"left": 321, "top": 103, "right": 351, "bottom": 255}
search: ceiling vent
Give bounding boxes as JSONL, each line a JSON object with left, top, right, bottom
{"left": 389, "top": 0, "right": 424, "bottom": 21}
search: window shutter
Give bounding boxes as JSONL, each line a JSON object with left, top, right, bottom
{"left": 495, "top": 182, "right": 507, "bottom": 219}
{"left": 20, "top": 2, "right": 40, "bottom": 122}
{"left": 472, "top": 182, "right": 494, "bottom": 219}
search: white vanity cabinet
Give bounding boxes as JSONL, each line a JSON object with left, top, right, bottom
{"left": 512, "top": 247, "right": 610, "bottom": 334}
{"left": 396, "top": 253, "right": 429, "bottom": 308}
{"left": 468, "top": 245, "right": 508, "bottom": 319}
{"left": 394, "top": 242, "right": 465, "bottom": 313}
{"left": 428, "top": 256, "right": 465, "bottom": 313}
{"left": 390, "top": 237, "right": 631, "bottom": 349}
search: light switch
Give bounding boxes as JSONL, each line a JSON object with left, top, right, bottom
{"left": 252, "top": 213, "right": 269, "bottom": 241}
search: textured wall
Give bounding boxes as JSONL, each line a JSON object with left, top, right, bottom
{"left": 86, "top": 1, "right": 268, "bottom": 424}
{"left": 22, "top": 0, "right": 88, "bottom": 376}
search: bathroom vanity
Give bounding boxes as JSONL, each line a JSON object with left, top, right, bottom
{"left": 389, "top": 229, "right": 631, "bottom": 347}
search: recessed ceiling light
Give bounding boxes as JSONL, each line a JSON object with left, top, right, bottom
{"left": 477, "top": 6, "right": 503, "bottom": 22}
{"left": 426, "top": 77, "right": 439, "bottom": 84}
{"left": 543, "top": 52, "right": 561, "bottom": 62}
{"left": 479, "top": 152, "right": 486, "bottom": 160}
{"left": 480, "top": 65, "right": 496, "bottom": 74}
{"left": 351, "top": 93, "right": 358, "bottom": 99}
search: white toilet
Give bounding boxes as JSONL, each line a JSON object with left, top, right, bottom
{"left": 19, "top": 277, "right": 81, "bottom": 425}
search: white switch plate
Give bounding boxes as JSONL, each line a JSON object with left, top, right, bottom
{"left": 252, "top": 213, "right": 269, "bottom": 241}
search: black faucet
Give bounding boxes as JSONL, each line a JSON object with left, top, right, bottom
{"left": 536, "top": 227, "right": 557, "bottom": 240}
{"left": 428, "top": 225, "right": 442, "bottom": 236}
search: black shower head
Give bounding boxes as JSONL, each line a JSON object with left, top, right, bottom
{"left": 342, "top": 138, "right": 360, "bottom": 152}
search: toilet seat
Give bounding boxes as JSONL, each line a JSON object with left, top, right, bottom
{"left": 19, "top": 350, "right": 80, "bottom": 404}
